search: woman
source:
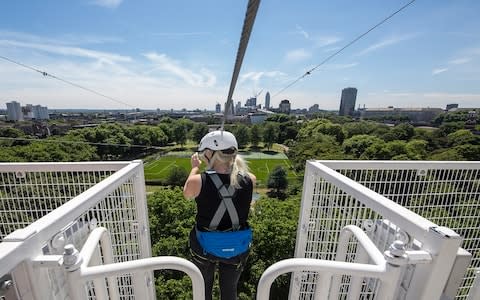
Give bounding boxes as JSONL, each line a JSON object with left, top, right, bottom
{"left": 183, "top": 130, "right": 256, "bottom": 300}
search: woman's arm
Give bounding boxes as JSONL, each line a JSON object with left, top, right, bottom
{"left": 183, "top": 153, "right": 202, "bottom": 199}
{"left": 248, "top": 172, "right": 257, "bottom": 187}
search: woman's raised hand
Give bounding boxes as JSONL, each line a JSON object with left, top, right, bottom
{"left": 191, "top": 152, "right": 201, "bottom": 169}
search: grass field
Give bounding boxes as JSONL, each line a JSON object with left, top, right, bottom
{"left": 144, "top": 152, "right": 298, "bottom": 187}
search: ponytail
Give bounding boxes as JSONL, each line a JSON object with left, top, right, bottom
{"left": 230, "top": 155, "right": 250, "bottom": 188}
{"left": 206, "top": 151, "right": 250, "bottom": 188}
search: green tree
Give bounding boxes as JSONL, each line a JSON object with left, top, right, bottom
{"left": 297, "top": 119, "right": 345, "bottom": 144}
{"left": 288, "top": 134, "right": 343, "bottom": 171}
{"left": 172, "top": 123, "right": 188, "bottom": 147}
{"left": 165, "top": 165, "right": 189, "bottom": 187}
{"left": 158, "top": 122, "right": 174, "bottom": 143}
{"left": 439, "top": 122, "right": 464, "bottom": 135}
{"left": 430, "top": 148, "right": 464, "bottom": 160}
{"left": 406, "top": 139, "right": 428, "bottom": 160}
{"left": 263, "top": 123, "right": 278, "bottom": 150}
{"left": 189, "top": 123, "right": 209, "bottom": 144}
{"left": 245, "top": 195, "right": 300, "bottom": 299}
{"left": 233, "top": 125, "right": 250, "bottom": 149}
{"left": 148, "top": 187, "right": 196, "bottom": 299}
{"left": 382, "top": 123, "right": 414, "bottom": 141}
{"left": 343, "top": 135, "right": 384, "bottom": 158}
{"left": 267, "top": 166, "right": 289, "bottom": 199}
{"left": 447, "top": 129, "right": 478, "bottom": 146}
{"left": 385, "top": 140, "right": 407, "bottom": 158}
{"left": 343, "top": 121, "right": 379, "bottom": 138}
{"left": 250, "top": 125, "right": 262, "bottom": 148}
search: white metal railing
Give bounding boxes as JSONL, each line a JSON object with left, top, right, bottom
{"left": 31, "top": 227, "right": 204, "bottom": 300}
{"left": 319, "top": 160, "right": 480, "bottom": 299}
{"left": 0, "top": 161, "right": 155, "bottom": 299}
{"left": 258, "top": 225, "right": 433, "bottom": 300}
{"left": 2, "top": 160, "right": 478, "bottom": 299}
{"left": 467, "top": 269, "right": 480, "bottom": 300}
{"left": 289, "top": 160, "right": 473, "bottom": 300}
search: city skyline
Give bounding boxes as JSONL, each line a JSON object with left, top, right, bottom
{"left": 1, "top": 0, "right": 480, "bottom": 110}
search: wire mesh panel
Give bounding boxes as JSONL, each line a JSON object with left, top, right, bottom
{"left": 0, "top": 164, "right": 120, "bottom": 238}
{"left": 317, "top": 161, "right": 480, "bottom": 299}
{"left": 291, "top": 161, "right": 469, "bottom": 300}
{"left": 293, "top": 169, "right": 392, "bottom": 300}
{"left": 0, "top": 162, "right": 153, "bottom": 300}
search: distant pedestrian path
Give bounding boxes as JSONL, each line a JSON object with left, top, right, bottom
{"left": 239, "top": 151, "right": 288, "bottom": 159}
{"left": 158, "top": 150, "right": 288, "bottom": 160}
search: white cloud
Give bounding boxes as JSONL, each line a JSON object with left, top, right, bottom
{"left": 355, "top": 33, "right": 419, "bottom": 56}
{"left": 323, "top": 46, "right": 341, "bottom": 53}
{"left": 285, "top": 48, "right": 311, "bottom": 62}
{"left": 143, "top": 52, "right": 216, "bottom": 87}
{"left": 0, "top": 39, "right": 131, "bottom": 63}
{"left": 0, "top": 30, "right": 123, "bottom": 46}
{"left": 239, "top": 71, "right": 286, "bottom": 84}
{"left": 294, "top": 25, "right": 309, "bottom": 39}
{"left": 432, "top": 68, "right": 448, "bottom": 75}
{"left": 151, "top": 32, "right": 211, "bottom": 38}
{"left": 313, "top": 36, "right": 342, "bottom": 48}
{"left": 0, "top": 57, "right": 224, "bottom": 110}
{"left": 324, "top": 62, "right": 358, "bottom": 70}
{"left": 90, "top": 0, "right": 123, "bottom": 9}
{"left": 448, "top": 57, "right": 471, "bottom": 65}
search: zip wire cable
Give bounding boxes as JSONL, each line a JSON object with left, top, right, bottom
{"left": 0, "top": 55, "right": 136, "bottom": 109}
{"left": 273, "top": 0, "right": 417, "bottom": 98}
{"left": 222, "top": 0, "right": 261, "bottom": 129}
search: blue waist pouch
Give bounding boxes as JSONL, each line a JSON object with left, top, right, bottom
{"left": 196, "top": 228, "right": 252, "bottom": 259}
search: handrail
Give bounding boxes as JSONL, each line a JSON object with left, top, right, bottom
{"left": 79, "top": 227, "right": 119, "bottom": 300}
{"left": 316, "top": 160, "right": 480, "bottom": 170}
{"left": 258, "top": 225, "right": 403, "bottom": 300}
{"left": 330, "top": 225, "right": 386, "bottom": 299}
{"left": 64, "top": 227, "right": 205, "bottom": 300}
{"left": 67, "top": 257, "right": 204, "bottom": 300}
{"left": 306, "top": 161, "right": 437, "bottom": 237}
{"left": 256, "top": 258, "right": 387, "bottom": 300}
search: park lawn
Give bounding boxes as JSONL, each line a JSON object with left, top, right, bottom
{"left": 143, "top": 155, "right": 297, "bottom": 187}
{"left": 144, "top": 156, "right": 192, "bottom": 180}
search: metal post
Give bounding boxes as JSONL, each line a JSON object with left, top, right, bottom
{"left": 289, "top": 161, "right": 317, "bottom": 299}
{"left": 132, "top": 160, "right": 155, "bottom": 300}
{"left": 405, "top": 227, "right": 462, "bottom": 300}
{"left": 90, "top": 245, "right": 108, "bottom": 300}
{"left": 378, "top": 241, "right": 408, "bottom": 300}
{"left": 467, "top": 269, "right": 480, "bottom": 300}
{"left": 63, "top": 244, "right": 87, "bottom": 300}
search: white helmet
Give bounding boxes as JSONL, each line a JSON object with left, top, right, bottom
{"left": 198, "top": 130, "right": 238, "bottom": 151}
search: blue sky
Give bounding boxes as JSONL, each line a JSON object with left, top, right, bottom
{"left": 1, "top": 0, "right": 479, "bottom": 110}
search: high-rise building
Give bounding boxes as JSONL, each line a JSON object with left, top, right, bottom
{"left": 339, "top": 87, "right": 357, "bottom": 116}
{"left": 246, "top": 97, "right": 257, "bottom": 108}
{"left": 279, "top": 99, "right": 291, "bottom": 114}
{"left": 32, "top": 105, "right": 49, "bottom": 120}
{"left": 6, "top": 101, "right": 23, "bottom": 121}
{"left": 215, "top": 103, "right": 221, "bottom": 113}
{"left": 23, "top": 104, "right": 34, "bottom": 119}
{"left": 265, "top": 92, "right": 270, "bottom": 109}
{"left": 235, "top": 101, "right": 242, "bottom": 114}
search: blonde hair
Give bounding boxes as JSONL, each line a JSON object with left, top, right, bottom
{"left": 201, "top": 150, "right": 250, "bottom": 188}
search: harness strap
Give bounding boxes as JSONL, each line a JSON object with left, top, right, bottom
{"left": 208, "top": 173, "right": 240, "bottom": 231}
